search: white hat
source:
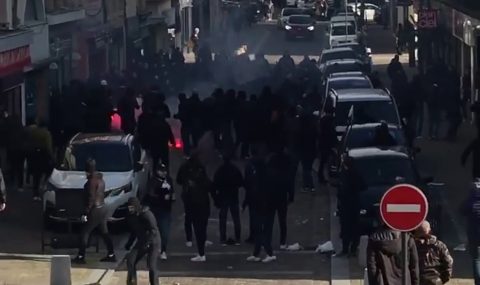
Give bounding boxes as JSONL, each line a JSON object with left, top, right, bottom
{"left": 100, "top": 80, "right": 108, "bottom": 86}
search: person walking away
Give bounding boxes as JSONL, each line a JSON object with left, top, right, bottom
{"left": 410, "top": 74, "right": 426, "bottom": 137}
{"left": 124, "top": 197, "right": 160, "bottom": 285}
{"left": 445, "top": 67, "right": 462, "bottom": 141}
{"left": 117, "top": 87, "right": 140, "bottom": 134}
{"left": 176, "top": 153, "right": 213, "bottom": 262}
{"left": 175, "top": 93, "right": 194, "bottom": 157}
{"left": 213, "top": 152, "right": 244, "bottom": 245}
{"left": 461, "top": 180, "right": 480, "bottom": 285}
{"left": 367, "top": 223, "right": 420, "bottom": 285}
{"left": 296, "top": 109, "right": 317, "bottom": 192}
{"left": 337, "top": 156, "right": 362, "bottom": 256}
{"left": 387, "top": 55, "right": 403, "bottom": 83}
{"left": 190, "top": 28, "right": 200, "bottom": 60}
{"left": 245, "top": 145, "right": 277, "bottom": 262}
{"left": 72, "top": 159, "right": 116, "bottom": 264}
{"left": 318, "top": 107, "right": 337, "bottom": 184}
{"left": 265, "top": 146, "right": 295, "bottom": 251}
{"left": 413, "top": 221, "right": 453, "bottom": 285}
{"left": 427, "top": 82, "right": 441, "bottom": 140}
{"left": 5, "top": 113, "right": 27, "bottom": 192}
{"left": 145, "top": 163, "right": 175, "bottom": 260}
{"left": 147, "top": 109, "right": 175, "bottom": 170}
{"left": 25, "top": 120, "right": 54, "bottom": 200}
{"left": 461, "top": 136, "right": 480, "bottom": 179}
{"left": 395, "top": 23, "right": 405, "bottom": 54}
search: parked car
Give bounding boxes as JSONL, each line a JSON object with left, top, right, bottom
{"left": 321, "top": 59, "right": 367, "bottom": 79}
{"left": 347, "top": 2, "right": 381, "bottom": 22}
{"left": 322, "top": 72, "right": 373, "bottom": 97}
{"left": 335, "top": 147, "right": 444, "bottom": 235}
{"left": 285, "top": 15, "right": 316, "bottom": 40}
{"left": 329, "top": 22, "right": 358, "bottom": 47}
{"left": 43, "top": 133, "right": 151, "bottom": 225}
{"left": 321, "top": 88, "right": 401, "bottom": 137}
{"left": 333, "top": 42, "right": 372, "bottom": 73}
{"left": 319, "top": 47, "right": 358, "bottom": 71}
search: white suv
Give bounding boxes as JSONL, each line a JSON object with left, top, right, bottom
{"left": 43, "top": 133, "right": 151, "bottom": 224}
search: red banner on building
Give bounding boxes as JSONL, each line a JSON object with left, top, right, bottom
{"left": 418, "top": 9, "right": 438, "bottom": 29}
{"left": 0, "top": 46, "right": 31, "bottom": 76}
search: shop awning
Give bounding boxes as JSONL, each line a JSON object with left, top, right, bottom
{"left": 0, "top": 46, "right": 31, "bottom": 77}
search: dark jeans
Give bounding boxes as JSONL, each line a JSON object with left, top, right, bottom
{"left": 7, "top": 149, "right": 24, "bottom": 188}
{"left": 219, "top": 203, "right": 241, "bottom": 241}
{"left": 273, "top": 203, "right": 288, "bottom": 245}
{"left": 301, "top": 156, "right": 314, "bottom": 189}
{"left": 152, "top": 208, "right": 171, "bottom": 253}
{"left": 192, "top": 215, "right": 208, "bottom": 256}
{"left": 469, "top": 244, "right": 480, "bottom": 285}
{"left": 252, "top": 208, "right": 275, "bottom": 256}
{"left": 181, "top": 125, "right": 200, "bottom": 156}
{"left": 183, "top": 200, "right": 193, "bottom": 242}
{"left": 428, "top": 106, "right": 441, "bottom": 139}
{"left": 126, "top": 242, "right": 159, "bottom": 285}
{"left": 78, "top": 206, "right": 114, "bottom": 257}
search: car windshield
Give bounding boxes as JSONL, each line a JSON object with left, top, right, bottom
{"left": 332, "top": 25, "right": 356, "bottom": 35}
{"left": 335, "top": 100, "right": 399, "bottom": 126}
{"left": 62, "top": 143, "right": 132, "bottom": 172}
{"left": 283, "top": 9, "right": 304, "bottom": 16}
{"left": 328, "top": 78, "right": 371, "bottom": 90}
{"left": 345, "top": 127, "right": 406, "bottom": 149}
{"left": 354, "top": 157, "right": 415, "bottom": 186}
{"left": 321, "top": 50, "right": 356, "bottom": 63}
{"left": 325, "top": 63, "right": 362, "bottom": 76}
{"left": 289, "top": 16, "right": 313, "bottom": 24}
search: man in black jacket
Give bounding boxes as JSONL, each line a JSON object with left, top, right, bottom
{"left": 367, "top": 224, "right": 420, "bottom": 285}
{"left": 124, "top": 197, "right": 160, "bottom": 285}
{"left": 176, "top": 153, "right": 213, "bottom": 262}
{"left": 213, "top": 153, "right": 244, "bottom": 245}
{"left": 73, "top": 159, "right": 115, "bottom": 264}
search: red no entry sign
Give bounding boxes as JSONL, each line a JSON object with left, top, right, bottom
{"left": 380, "top": 184, "right": 429, "bottom": 232}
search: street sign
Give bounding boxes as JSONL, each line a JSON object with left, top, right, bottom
{"left": 418, "top": 9, "right": 438, "bottom": 29}
{"left": 380, "top": 184, "right": 428, "bottom": 232}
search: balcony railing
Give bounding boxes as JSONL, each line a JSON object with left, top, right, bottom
{"left": 46, "top": 0, "right": 83, "bottom": 13}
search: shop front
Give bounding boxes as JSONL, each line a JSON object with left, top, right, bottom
{"left": 0, "top": 45, "right": 31, "bottom": 124}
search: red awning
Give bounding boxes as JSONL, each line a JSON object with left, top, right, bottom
{"left": 0, "top": 46, "right": 31, "bottom": 77}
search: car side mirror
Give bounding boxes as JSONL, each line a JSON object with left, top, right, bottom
{"left": 134, "top": 162, "right": 144, "bottom": 172}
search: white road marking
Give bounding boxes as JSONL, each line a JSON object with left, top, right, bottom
{"left": 386, "top": 204, "right": 421, "bottom": 213}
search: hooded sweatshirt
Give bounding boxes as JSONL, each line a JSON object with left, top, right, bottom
{"left": 367, "top": 227, "right": 419, "bottom": 285}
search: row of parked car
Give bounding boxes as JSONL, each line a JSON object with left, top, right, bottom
{"left": 316, "top": 18, "right": 444, "bottom": 236}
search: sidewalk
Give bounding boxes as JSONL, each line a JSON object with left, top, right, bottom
{"left": 340, "top": 23, "right": 477, "bottom": 285}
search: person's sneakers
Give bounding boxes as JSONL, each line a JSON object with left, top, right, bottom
{"left": 234, "top": 240, "right": 241, "bottom": 246}
{"left": 71, "top": 255, "right": 86, "bottom": 264}
{"left": 301, "top": 188, "right": 311, "bottom": 193}
{"left": 310, "top": 188, "right": 316, "bottom": 193}
{"left": 190, "top": 255, "right": 206, "bottom": 262}
{"left": 279, "top": 244, "right": 287, "bottom": 250}
{"left": 100, "top": 254, "right": 117, "bottom": 262}
{"left": 220, "top": 240, "right": 228, "bottom": 247}
{"left": 246, "top": 255, "right": 261, "bottom": 262}
{"left": 160, "top": 252, "right": 168, "bottom": 260}
{"left": 17, "top": 187, "right": 24, "bottom": 192}
{"left": 33, "top": 196, "right": 41, "bottom": 201}
{"left": 261, "top": 255, "right": 277, "bottom": 263}
{"left": 186, "top": 241, "right": 193, "bottom": 247}
{"left": 205, "top": 240, "right": 213, "bottom": 247}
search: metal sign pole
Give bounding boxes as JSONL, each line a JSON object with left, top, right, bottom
{"left": 401, "top": 232, "right": 408, "bottom": 285}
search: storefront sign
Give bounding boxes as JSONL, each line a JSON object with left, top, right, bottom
{"left": 418, "top": 9, "right": 438, "bottom": 29}
{"left": 0, "top": 46, "right": 31, "bottom": 76}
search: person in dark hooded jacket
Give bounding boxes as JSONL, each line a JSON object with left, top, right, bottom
{"left": 144, "top": 163, "right": 175, "bottom": 260}
{"left": 124, "top": 197, "right": 160, "bottom": 285}
{"left": 176, "top": 153, "right": 214, "bottom": 262}
{"left": 413, "top": 221, "right": 453, "bottom": 285}
{"left": 367, "top": 224, "right": 420, "bottom": 285}
{"left": 213, "top": 153, "right": 244, "bottom": 244}
{"left": 461, "top": 180, "right": 480, "bottom": 285}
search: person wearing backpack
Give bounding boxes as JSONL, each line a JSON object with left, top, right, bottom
{"left": 461, "top": 180, "right": 480, "bottom": 285}
{"left": 176, "top": 152, "right": 213, "bottom": 262}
